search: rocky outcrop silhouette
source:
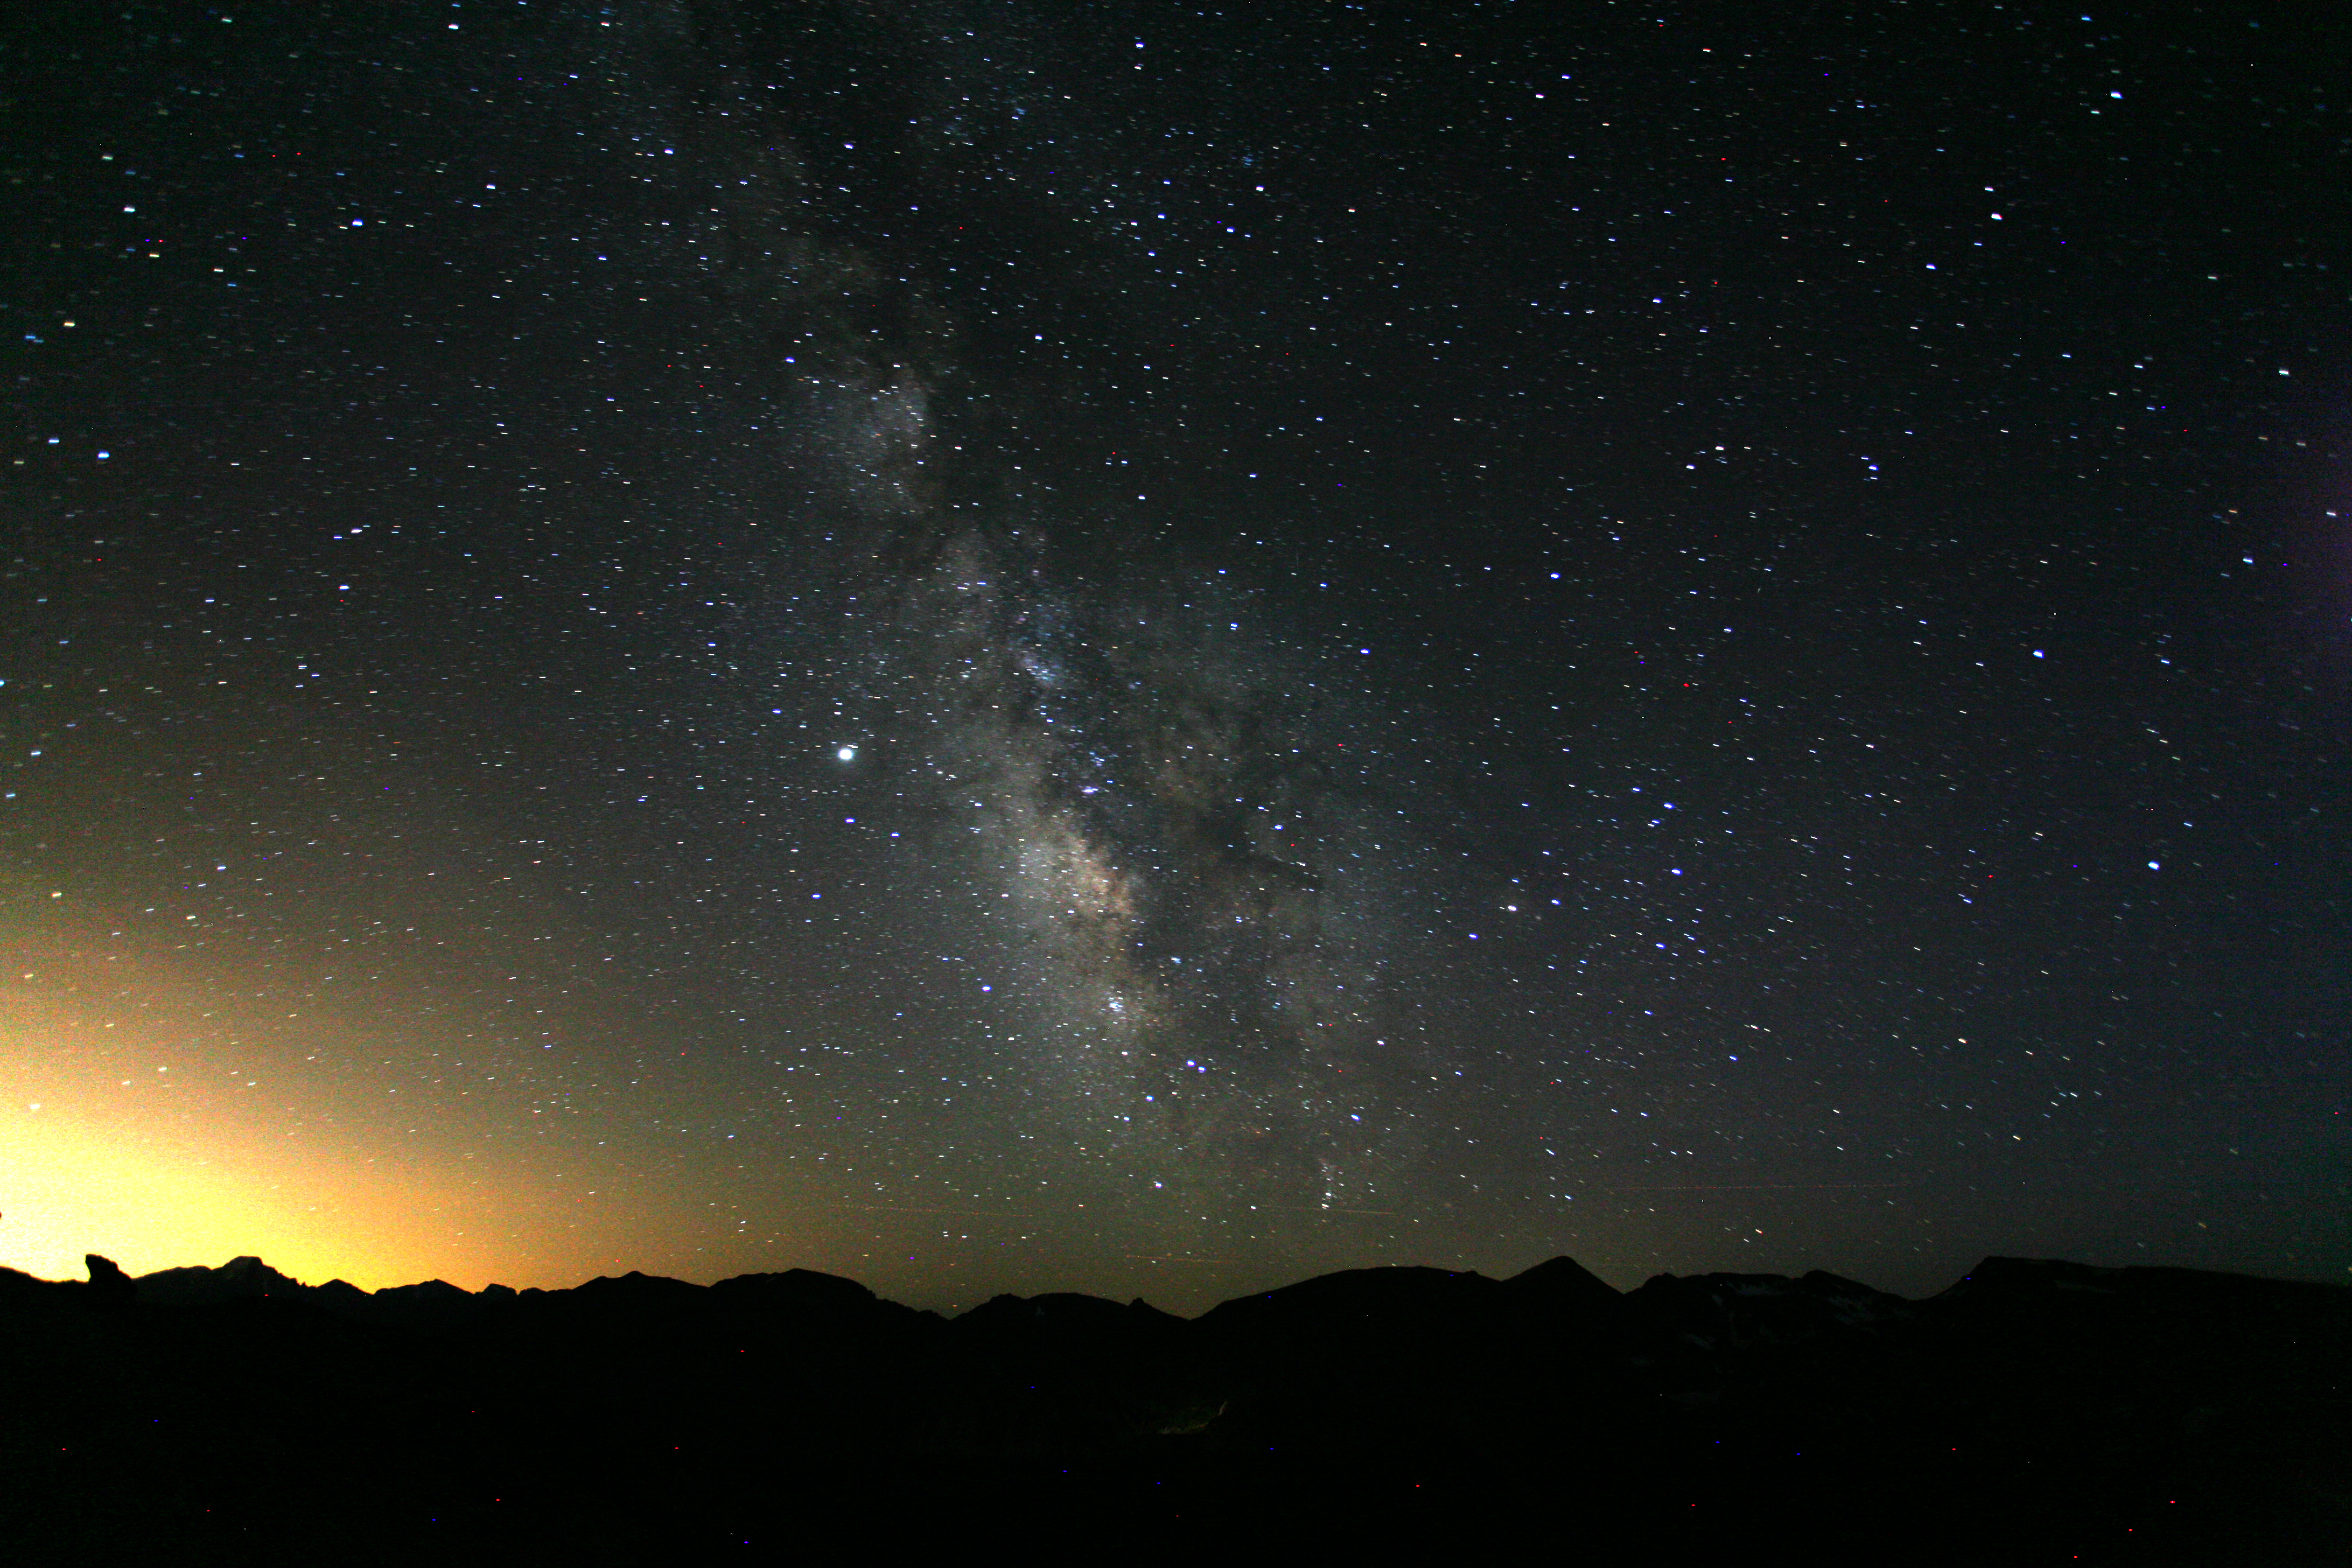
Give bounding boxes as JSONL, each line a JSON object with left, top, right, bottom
{"left": 0, "top": 1250, "right": 2340, "bottom": 1562}
{"left": 82, "top": 1253, "right": 136, "bottom": 1311}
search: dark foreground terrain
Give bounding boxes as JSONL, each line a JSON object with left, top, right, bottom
{"left": 4, "top": 1252, "right": 2344, "bottom": 1564}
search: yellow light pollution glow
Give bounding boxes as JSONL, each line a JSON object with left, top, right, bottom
{"left": 0, "top": 1093, "right": 452, "bottom": 1289}
{"left": 1, "top": 917, "right": 664, "bottom": 1292}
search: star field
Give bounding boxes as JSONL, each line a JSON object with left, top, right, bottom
{"left": 3, "top": 0, "right": 2345, "bottom": 1311}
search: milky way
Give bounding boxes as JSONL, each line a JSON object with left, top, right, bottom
{"left": 753, "top": 286, "right": 1453, "bottom": 1223}
{"left": 654, "top": 49, "right": 1502, "bottom": 1230}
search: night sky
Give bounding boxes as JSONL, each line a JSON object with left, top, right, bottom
{"left": 6, "top": 0, "right": 2346, "bottom": 1313}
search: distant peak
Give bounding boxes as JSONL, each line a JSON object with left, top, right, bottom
{"left": 1507, "top": 1255, "right": 1620, "bottom": 1298}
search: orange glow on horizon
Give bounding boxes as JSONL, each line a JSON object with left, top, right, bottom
{"left": 2, "top": 926, "right": 675, "bottom": 1293}
{"left": 0, "top": 1096, "right": 468, "bottom": 1289}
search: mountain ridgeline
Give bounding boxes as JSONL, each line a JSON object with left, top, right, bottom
{"left": 9, "top": 1252, "right": 2347, "bottom": 1562}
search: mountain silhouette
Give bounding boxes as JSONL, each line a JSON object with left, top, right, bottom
{"left": 2, "top": 1251, "right": 2342, "bottom": 1562}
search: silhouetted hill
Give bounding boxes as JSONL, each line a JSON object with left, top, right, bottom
{"left": 133, "top": 1252, "right": 307, "bottom": 1306}
{"left": 2, "top": 1252, "right": 2342, "bottom": 1563}
{"left": 1501, "top": 1250, "right": 1622, "bottom": 1315}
